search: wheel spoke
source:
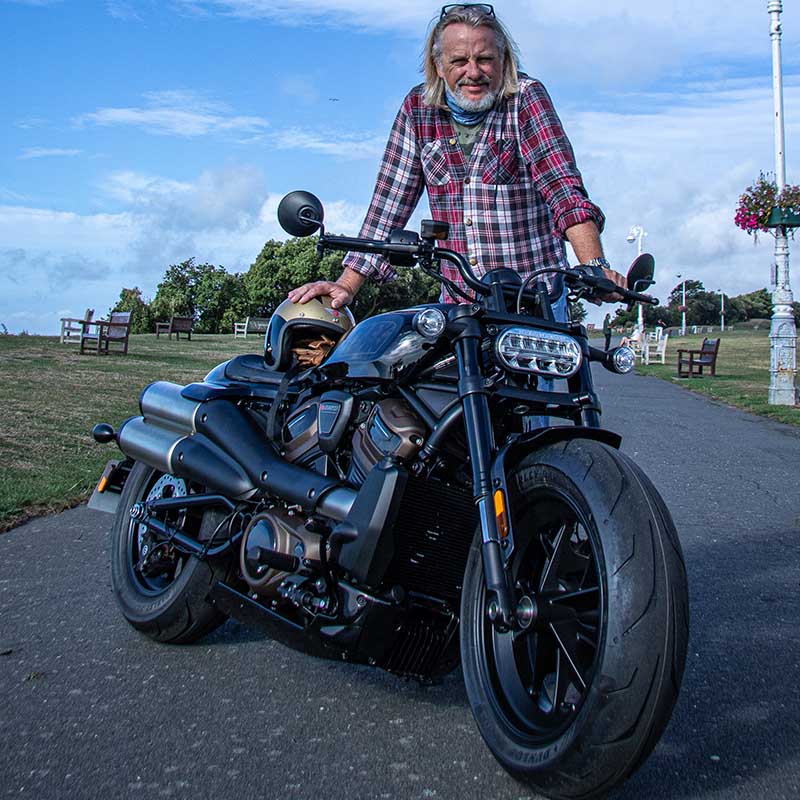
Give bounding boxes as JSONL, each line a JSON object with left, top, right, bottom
{"left": 539, "top": 523, "right": 568, "bottom": 593}
{"left": 548, "top": 621, "right": 587, "bottom": 690}
{"left": 548, "top": 586, "right": 599, "bottom": 604}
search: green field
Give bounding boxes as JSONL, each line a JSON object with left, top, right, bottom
{"left": 0, "top": 334, "right": 260, "bottom": 532}
{"left": 0, "top": 329, "right": 797, "bottom": 532}
{"left": 634, "top": 328, "right": 800, "bottom": 426}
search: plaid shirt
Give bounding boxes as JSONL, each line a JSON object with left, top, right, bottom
{"left": 342, "top": 76, "right": 605, "bottom": 301}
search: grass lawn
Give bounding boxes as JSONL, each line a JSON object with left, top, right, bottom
{"left": 635, "top": 329, "right": 800, "bottom": 426}
{"left": 0, "top": 333, "right": 261, "bottom": 532}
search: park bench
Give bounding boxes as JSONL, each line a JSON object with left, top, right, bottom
{"left": 677, "top": 337, "right": 720, "bottom": 377}
{"left": 644, "top": 333, "right": 669, "bottom": 365}
{"left": 79, "top": 311, "right": 132, "bottom": 355}
{"left": 60, "top": 308, "right": 94, "bottom": 343}
{"left": 233, "top": 316, "right": 270, "bottom": 339}
{"left": 156, "top": 316, "right": 193, "bottom": 340}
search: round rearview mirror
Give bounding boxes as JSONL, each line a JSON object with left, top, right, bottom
{"left": 627, "top": 253, "right": 655, "bottom": 293}
{"left": 277, "top": 191, "right": 324, "bottom": 237}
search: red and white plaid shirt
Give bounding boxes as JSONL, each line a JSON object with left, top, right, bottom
{"left": 342, "top": 76, "right": 605, "bottom": 302}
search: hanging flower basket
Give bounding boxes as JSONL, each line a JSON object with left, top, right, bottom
{"left": 735, "top": 174, "right": 800, "bottom": 239}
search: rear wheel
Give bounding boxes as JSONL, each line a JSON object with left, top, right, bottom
{"left": 110, "top": 461, "right": 230, "bottom": 643}
{"left": 460, "top": 440, "right": 688, "bottom": 799}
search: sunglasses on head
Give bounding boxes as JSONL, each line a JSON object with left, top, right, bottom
{"left": 440, "top": 4, "right": 495, "bottom": 19}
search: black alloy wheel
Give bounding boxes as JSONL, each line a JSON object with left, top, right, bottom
{"left": 110, "top": 462, "right": 230, "bottom": 644}
{"left": 486, "top": 488, "right": 603, "bottom": 742}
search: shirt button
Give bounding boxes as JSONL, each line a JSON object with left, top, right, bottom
{"left": 465, "top": 217, "right": 472, "bottom": 226}
{"left": 464, "top": 177, "right": 471, "bottom": 185}
{"left": 449, "top": 137, "right": 456, "bottom": 145}
{"left": 469, "top": 257, "right": 478, "bottom": 266}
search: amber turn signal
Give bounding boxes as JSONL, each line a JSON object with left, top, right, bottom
{"left": 493, "top": 489, "right": 509, "bottom": 539}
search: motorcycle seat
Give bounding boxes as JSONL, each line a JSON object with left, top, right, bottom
{"left": 224, "top": 354, "right": 287, "bottom": 385}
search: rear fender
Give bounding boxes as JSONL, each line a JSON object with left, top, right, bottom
{"left": 490, "top": 427, "right": 621, "bottom": 563}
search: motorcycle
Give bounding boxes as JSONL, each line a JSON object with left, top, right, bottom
{"left": 89, "top": 191, "right": 688, "bottom": 799}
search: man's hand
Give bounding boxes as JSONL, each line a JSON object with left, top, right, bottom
{"left": 287, "top": 268, "right": 365, "bottom": 309}
{"left": 599, "top": 266, "right": 627, "bottom": 304}
{"left": 288, "top": 280, "right": 354, "bottom": 309}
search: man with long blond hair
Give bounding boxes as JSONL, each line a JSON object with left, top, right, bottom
{"left": 290, "top": 4, "right": 623, "bottom": 313}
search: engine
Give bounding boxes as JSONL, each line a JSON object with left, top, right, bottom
{"left": 281, "top": 393, "right": 426, "bottom": 487}
{"left": 239, "top": 395, "right": 426, "bottom": 598}
{"left": 239, "top": 507, "right": 323, "bottom": 598}
{"left": 347, "top": 400, "right": 426, "bottom": 485}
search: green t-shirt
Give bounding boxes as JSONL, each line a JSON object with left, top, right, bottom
{"left": 453, "top": 119, "right": 485, "bottom": 159}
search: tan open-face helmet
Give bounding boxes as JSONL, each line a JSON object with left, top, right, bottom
{"left": 264, "top": 295, "right": 355, "bottom": 370}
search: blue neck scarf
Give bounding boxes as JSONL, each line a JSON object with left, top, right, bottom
{"left": 445, "top": 86, "right": 490, "bottom": 126}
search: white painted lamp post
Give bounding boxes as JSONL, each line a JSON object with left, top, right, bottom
{"left": 767, "top": 0, "right": 798, "bottom": 405}
{"left": 627, "top": 225, "right": 647, "bottom": 335}
{"left": 676, "top": 273, "right": 687, "bottom": 336}
{"left": 718, "top": 290, "right": 726, "bottom": 333}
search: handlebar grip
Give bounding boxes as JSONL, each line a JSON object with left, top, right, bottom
{"left": 623, "top": 289, "right": 659, "bottom": 306}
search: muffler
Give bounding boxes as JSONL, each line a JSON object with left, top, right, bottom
{"left": 116, "top": 381, "right": 356, "bottom": 519}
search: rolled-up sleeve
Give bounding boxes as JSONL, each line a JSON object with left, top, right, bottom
{"left": 517, "top": 82, "right": 605, "bottom": 240}
{"left": 342, "top": 99, "right": 424, "bottom": 282}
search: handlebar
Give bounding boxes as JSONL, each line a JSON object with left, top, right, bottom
{"left": 317, "top": 232, "right": 658, "bottom": 308}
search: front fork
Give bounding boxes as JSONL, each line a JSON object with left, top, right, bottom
{"left": 452, "top": 310, "right": 517, "bottom": 631}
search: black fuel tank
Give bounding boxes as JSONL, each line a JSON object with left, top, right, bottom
{"left": 320, "top": 306, "right": 451, "bottom": 380}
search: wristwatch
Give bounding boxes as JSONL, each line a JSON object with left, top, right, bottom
{"left": 584, "top": 257, "right": 612, "bottom": 271}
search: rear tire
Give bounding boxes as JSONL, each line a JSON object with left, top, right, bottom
{"left": 460, "top": 440, "right": 688, "bottom": 800}
{"left": 110, "top": 462, "right": 230, "bottom": 644}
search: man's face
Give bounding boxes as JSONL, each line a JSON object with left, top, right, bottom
{"left": 435, "top": 22, "right": 503, "bottom": 112}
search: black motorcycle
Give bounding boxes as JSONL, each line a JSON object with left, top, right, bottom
{"left": 90, "top": 191, "right": 688, "bottom": 799}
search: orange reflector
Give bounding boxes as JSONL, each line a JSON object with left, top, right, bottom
{"left": 97, "top": 475, "right": 109, "bottom": 494}
{"left": 493, "top": 489, "right": 509, "bottom": 539}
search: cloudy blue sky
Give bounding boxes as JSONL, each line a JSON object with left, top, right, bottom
{"left": 2, "top": 0, "right": 799, "bottom": 333}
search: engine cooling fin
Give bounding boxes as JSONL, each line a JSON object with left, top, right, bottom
{"left": 381, "top": 602, "right": 459, "bottom": 680}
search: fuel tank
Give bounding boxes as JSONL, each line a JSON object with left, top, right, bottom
{"left": 319, "top": 306, "right": 451, "bottom": 380}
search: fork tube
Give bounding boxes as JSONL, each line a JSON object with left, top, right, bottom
{"left": 452, "top": 313, "right": 515, "bottom": 630}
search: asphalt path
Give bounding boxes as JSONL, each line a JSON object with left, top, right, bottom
{"left": 2, "top": 366, "right": 800, "bottom": 800}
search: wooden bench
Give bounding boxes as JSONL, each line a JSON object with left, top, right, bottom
{"left": 60, "top": 308, "right": 94, "bottom": 343}
{"left": 79, "top": 311, "right": 132, "bottom": 355}
{"left": 644, "top": 333, "right": 669, "bottom": 365}
{"left": 677, "top": 337, "right": 720, "bottom": 377}
{"left": 233, "top": 316, "right": 270, "bottom": 339}
{"left": 156, "top": 316, "right": 193, "bottom": 340}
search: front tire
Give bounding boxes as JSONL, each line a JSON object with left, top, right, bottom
{"left": 110, "top": 462, "right": 230, "bottom": 644}
{"left": 460, "top": 440, "right": 688, "bottom": 799}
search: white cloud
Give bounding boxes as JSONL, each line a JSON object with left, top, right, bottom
{"left": 18, "top": 147, "right": 82, "bottom": 160}
{"left": 102, "top": 165, "right": 267, "bottom": 231}
{"left": 272, "top": 128, "right": 386, "bottom": 159}
{"left": 563, "top": 79, "right": 800, "bottom": 325}
{"left": 105, "top": 0, "right": 141, "bottom": 20}
{"left": 178, "top": 1, "right": 800, "bottom": 90}
{"left": 75, "top": 90, "right": 269, "bottom": 137}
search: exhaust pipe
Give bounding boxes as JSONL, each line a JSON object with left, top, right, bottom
{"left": 117, "top": 382, "right": 356, "bottom": 520}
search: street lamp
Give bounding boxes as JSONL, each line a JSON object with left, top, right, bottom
{"left": 718, "top": 289, "right": 726, "bottom": 333}
{"left": 767, "top": 1, "right": 798, "bottom": 404}
{"left": 676, "top": 273, "right": 686, "bottom": 336}
{"left": 627, "top": 225, "right": 647, "bottom": 335}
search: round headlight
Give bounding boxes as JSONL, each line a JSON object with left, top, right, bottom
{"left": 611, "top": 346, "right": 636, "bottom": 374}
{"left": 412, "top": 308, "right": 446, "bottom": 338}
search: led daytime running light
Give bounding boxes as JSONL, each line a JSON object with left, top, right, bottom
{"left": 495, "top": 327, "right": 582, "bottom": 377}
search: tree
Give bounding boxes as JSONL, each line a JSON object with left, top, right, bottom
{"left": 194, "top": 267, "right": 248, "bottom": 334}
{"left": 111, "top": 287, "right": 153, "bottom": 334}
{"left": 244, "top": 237, "right": 440, "bottom": 322}
{"left": 150, "top": 258, "right": 247, "bottom": 333}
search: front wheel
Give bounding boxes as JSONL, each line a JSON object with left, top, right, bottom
{"left": 460, "top": 440, "right": 688, "bottom": 800}
{"left": 110, "top": 461, "right": 231, "bottom": 644}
